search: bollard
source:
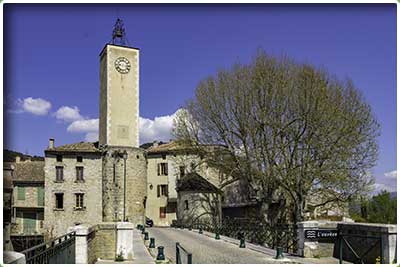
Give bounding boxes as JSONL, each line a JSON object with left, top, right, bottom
{"left": 144, "top": 232, "right": 149, "bottom": 240}
{"left": 275, "top": 247, "right": 284, "bottom": 259}
{"left": 215, "top": 232, "right": 220, "bottom": 240}
{"left": 199, "top": 227, "right": 203, "bottom": 234}
{"left": 156, "top": 246, "right": 165, "bottom": 261}
{"left": 239, "top": 237, "right": 246, "bottom": 248}
{"left": 149, "top": 237, "right": 155, "bottom": 248}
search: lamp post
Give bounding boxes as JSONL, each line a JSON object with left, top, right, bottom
{"left": 122, "top": 150, "right": 128, "bottom": 222}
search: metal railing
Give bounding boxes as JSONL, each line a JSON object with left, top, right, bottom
{"left": 21, "top": 231, "right": 76, "bottom": 264}
{"left": 338, "top": 231, "right": 397, "bottom": 264}
{"left": 10, "top": 235, "right": 44, "bottom": 252}
{"left": 174, "top": 217, "right": 298, "bottom": 254}
{"left": 176, "top": 242, "right": 192, "bottom": 264}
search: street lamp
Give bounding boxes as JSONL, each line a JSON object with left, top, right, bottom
{"left": 122, "top": 150, "right": 128, "bottom": 222}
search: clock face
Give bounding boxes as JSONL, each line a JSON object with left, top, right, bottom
{"left": 115, "top": 57, "right": 131, "bottom": 74}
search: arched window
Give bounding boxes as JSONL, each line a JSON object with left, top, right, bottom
{"left": 184, "top": 200, "right": 189, "bottom": 210}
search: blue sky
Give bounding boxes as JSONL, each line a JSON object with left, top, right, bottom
{"left": 3, "top": 4, "right": 396, "bottom": 193}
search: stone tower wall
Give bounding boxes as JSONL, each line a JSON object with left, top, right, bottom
{"left": 102, "top": 146, "right": 147, "bottom": 225}
{"left": 99, "top": 45, "right": 139, "bottom": 148}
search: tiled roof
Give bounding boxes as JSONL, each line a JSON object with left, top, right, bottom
{"left": 176, "top": 172, "right": 220, "bottom": 193}
{"left": 146, "top": 141, "right": 224, "bottom": 154}
{"left": 146, "top": 141, "right": 184, "bottom": 154}
{"left": 46, "top": 141, "right": 100, "bottom": 153}
{"left": 13, "top": 161, "right": 44, "bottom": 183}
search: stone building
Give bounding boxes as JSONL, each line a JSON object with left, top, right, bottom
{"left": 176, "top": 172, "right": 222, "bottom": 226}
{"left": 44, "top": 20, "right": 147, "bottom": 237}
{"left": 7, "top": 157, "right": 46, "bottom": 251}
{"left": 3, "top": 162, "right": 14, "bottom": 251}
{"left": 145, "top": 141, "right": 223, "bottom": 226}
{"left": 44, "top": 141, "right": 103, "bottom": 239}
{"left": 11, "top": 158, "right": 45, "bottom": 237}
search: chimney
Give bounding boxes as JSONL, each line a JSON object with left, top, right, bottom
{"left": 49, "top": 138, "right": 55, "bottom": 149}
{"left": 15, "top": 156, "right": 20, "bottom": 163}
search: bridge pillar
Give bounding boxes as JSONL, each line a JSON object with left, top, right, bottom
{"left": 117, "top": 222, "right": 134, "bottom": 260}
{"left": 3, "top": 251, "right": 26, "bottom": 264}
{"left": 68, "top": 225, "right": 92, "bottom": 264}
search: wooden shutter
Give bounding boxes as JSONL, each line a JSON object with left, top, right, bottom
{"left": 159, "top": 207, "right": 166, "bottom": 218}
{"left": 23, "top": 212, "right": 36, "bottom": 234}
{"left": 157, "top": 185, "right": 160, "bottom": 197}
{"left": 165, "top": 163, "right": 168, "bottom": 175}
{"left": 157, "top": 164, "right": 160, "bottom": 176}
{"left": 18, "top": 187, "right": 25, "bottom": 200}
{"left": 37, "top": 187, "right": 44, "bottom": 206}
{"left": 166, "top": 185, "right": 169, "bottom": 196}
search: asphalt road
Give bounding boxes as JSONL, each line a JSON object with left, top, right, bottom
{"left": 146, "top": 227, "right": 274, "bottom": 264}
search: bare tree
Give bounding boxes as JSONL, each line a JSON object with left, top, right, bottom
{"left": 173, "top": 50, "right": 379, "bottom": 226}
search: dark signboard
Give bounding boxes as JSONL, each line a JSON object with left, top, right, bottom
{"left": 305, "top": 229, "right": 337, "bottom": 240}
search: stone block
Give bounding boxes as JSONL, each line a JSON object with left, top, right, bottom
{"left": 116, "top": 222, "right": 134, "bottom": 260}
{"left": 4, "top": 251, "right": 26, "bottom": 264}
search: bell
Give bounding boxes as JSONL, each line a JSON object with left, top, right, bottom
{"left": 115, "top": 29, "right": 123, "bottom": 38}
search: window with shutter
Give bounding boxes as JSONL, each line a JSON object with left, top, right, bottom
{"left": 23, "top": 212, "right": 37, "bottom": 234}
{"left": 157, "top": 185, "right": 160, "bottom": 197}
{"left": 56, "top": 166, "right": 64, "bottom": 182}
{"left": 157, "top": 163, "right": 168, "bottom": 176}
{"left": 37, "top": 187, "right": 44, "bottom": 206}
{"left": 18, "top": 187, "right": 25, "bottom": 200}
{"left": 76, "top": 167, "right": 84, "bottom": 181}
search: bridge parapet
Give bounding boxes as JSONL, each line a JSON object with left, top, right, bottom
{"left": 297, "top": 221, "right": 397, "bottom": 263}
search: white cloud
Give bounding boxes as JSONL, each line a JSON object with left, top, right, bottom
{"left": 54, "top": 106, "right": 84, "bottom": 122}
{"left": 139, "top": 110, "right": 181, "bottom": 144}
{"left": 64, "top": 110, "right": 180, "bottom": 145}
{"left": 84, "top": 132, "right": 98, "bottom": 142}
{"left": 67, "top": 119, "right": 99, "bottom": 133}
{"left": 16, "top": 97, "right": 52, "bottom": 115}
{"left": 374, "top": 183, "right": 396, "bottom": 194}
{"left": 384, "top": 170, "right": 397, "bottom": 179}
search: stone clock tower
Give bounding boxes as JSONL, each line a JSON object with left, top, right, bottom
{"left": 99, "top": 19, "right": 147, "bottom": 224}
{"left": 99, "top": 40, "right": 139, "bottom": 147}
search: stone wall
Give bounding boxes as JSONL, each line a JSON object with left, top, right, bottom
{"left": 92, "top": 223, "right": 117, "bottom": 260}
{"left": 177, "top": 191, "right": 219, "bottom": 226}
{"left": 297, "top": 220, "right": 339, "bottom": 258}
{"left": 102, "top": 146, "right": 147, "bottom": 225}
{"left": 69, "top": 222, "right": 134, "bottom": 263}
{"left": 44, "top": 153, "right": 103, "bottom": 238}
